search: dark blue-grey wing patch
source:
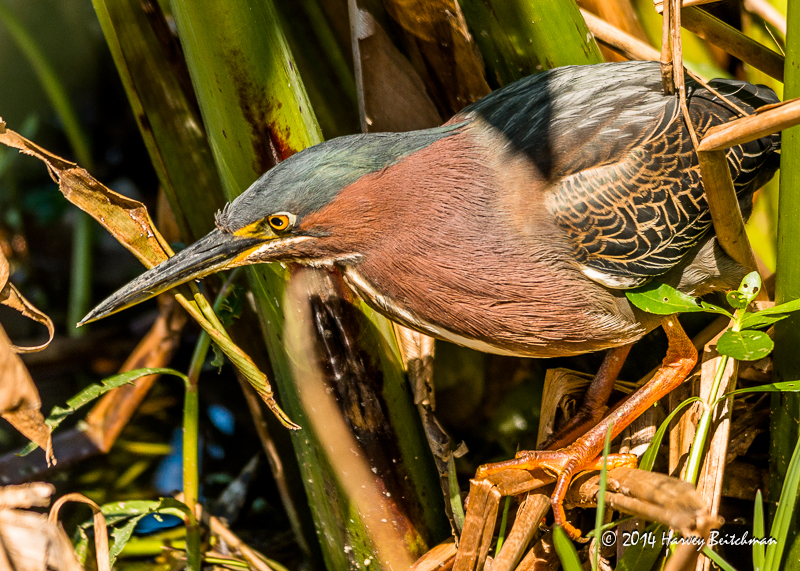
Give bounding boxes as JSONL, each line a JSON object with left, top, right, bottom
{"left": 539, "top": 67, "right": 780, "bottom": 288}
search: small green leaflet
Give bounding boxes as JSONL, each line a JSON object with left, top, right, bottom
{"left": 740, "top": 313, "right": 789, "bottom": 330}
{"left": 723, "top": 380, "right": 800, "bottom": 399}
{"left": 727, "top": 290, "right": 749, "bottom": 310}
{"left": 741, "top": 298, "right": 800, "bottom": 330}
{"left": 717, "top": 330, "right": 774, "bottom": 361}
{"left": 739, "top": 271, "right": 763, "bottom": 305}
{"left": 626, "top": 282, "right": 731, "bottom": 317}
{"left": 19, "top": 368, "right": 188, "bottom": 456}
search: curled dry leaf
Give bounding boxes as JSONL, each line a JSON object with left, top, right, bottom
{"left": 49, "top": 494, "right": 109, "bottom": 571}
{"left": 0, "top": 251, "right": 54, "bottom": 353}
{"left": 381, "top": 0, "right": 490, "bottom": 113}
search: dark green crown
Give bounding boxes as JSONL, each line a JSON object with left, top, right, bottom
{"left": 215, "top": 123, "right": 464, "bottom": 233}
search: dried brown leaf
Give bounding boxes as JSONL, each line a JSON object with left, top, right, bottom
{"left": 380, "top": 0, "right": 490, "bottom": 113}
{"left": 0, "top": 509, "right": 82, "bottom": 571}
{"left": 0, "top": 128, "right": 170, "bottom": 268}
{"left": 0, "top": 323, "right": 52, "bottom": 465}
{"left": 350, "top": 3, "right": 442, "bottom": 132}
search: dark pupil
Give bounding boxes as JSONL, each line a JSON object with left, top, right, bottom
{"left": 271, "top": 217, "right": 285, "bottom": 228}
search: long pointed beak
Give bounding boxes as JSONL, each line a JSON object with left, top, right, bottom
{"left": 80, "top": 229, "right": 264, "bottom": 325}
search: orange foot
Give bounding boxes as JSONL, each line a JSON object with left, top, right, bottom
{"left": 476, "top": 449, "right": 638, "bottom": 538}
{"left": 475, "top": 316, "right": 697, "bottom": 540}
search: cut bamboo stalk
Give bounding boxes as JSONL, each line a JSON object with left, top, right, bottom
{"left": 681, "top": 7, "right": 784, "bottom": 81}
{"left": 699, "top": 97, "right": 800, "bottom": 151}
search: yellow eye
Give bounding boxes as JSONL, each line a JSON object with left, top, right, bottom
{"left": 267, "top": 213, "right": 294, "bottom": 232}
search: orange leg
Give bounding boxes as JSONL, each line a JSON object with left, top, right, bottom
{"left": 475, "top": 316, "right": 697, "bottom": 539}
{"left": 540, "top": 343, "right": 633, "bottom": 450}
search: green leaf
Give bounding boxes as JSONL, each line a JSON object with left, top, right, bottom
{"left": 73, "top": 526, "right": 89, "bottom": 566}
{"left": 754, "top": 490, "right": 765, "bottom": 571}
{"left": 727, "top": 290, "right": 750, "bottom": 310}
{"left": 640, "top": 397, "right": 702, "bottom": 471}
{"left": 109, "top": 513, "right": 148, "bottom": 567}
{"left": 756, "top": 297, "right": 800, "bottom": 316}
{"left": 765, "top": 434, "right": 800, "bottom": 571}
{"left": 723, "top": 380, "right": 800, "bottom": 399}
{"left": 495, "top": 497, "right": 511, "bottom": 555}
{"left": 626, "top": 282, "right": 731, "bottom": 317}
{"left": 717, "top": 330, "right": 774, "bottom": 361}
{"left": 19, "top": 368, "right": 188, "bottom": 456}
{"left": 740, "top": 313, "right": 789, "bottom": 330}
{"left": 739, "top": 271, "right": 763, "bottom": 305}
{"left": 99, "top": 500, "right": 161, "bottom": 517}
{"left": 553, "top": 526, "right": 583, "bottom": 571}
{"left": 740, "top": 298, "right": 800, "bottom": 330}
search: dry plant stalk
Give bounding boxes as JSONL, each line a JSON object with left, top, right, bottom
{"left": 577, "top": 0, "right": 650, "bottom": 62}
{"left": 490, "top": 492, "right": 551, "bottom": 571}
{"left": 693, "top": 334, "right": 738, "bottom": 571}
{"left": 654, "top": 0, "right": 719, "bottom": 12}
{"left": 566, "top": 468, "right": 721, "bottom": 537}
{"left": 696, "top": 97, "right": 800, "bottom": 289}
{"left": 192, "top": 502, "right": 276, "bottom": 571}
{"left": 409, "top": 540, "right": 457, "bottom": 571}
{"left": 581, "top": 9, "right": 661, "bottom": 62}
{"left": 698, "top": 150, "right": 761, "bottom": 274}
{"left": 699, "top": 98, "right": 800, "bottom": 152}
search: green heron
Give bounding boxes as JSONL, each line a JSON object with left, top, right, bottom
{"left": 82, "top": 60, "right": 780, "bottom": 538}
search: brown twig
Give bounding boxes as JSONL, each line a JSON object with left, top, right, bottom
{"left": 661, "top": 0, "right": 675, "bottom": 95}
{"left": 581, "top": 9, "right": 660, "bottom": 62}
{"left": 670, "top": 0, "right": 701, "bottom": 149}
